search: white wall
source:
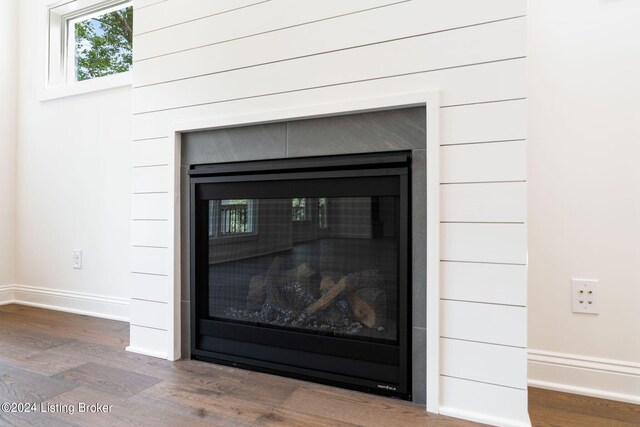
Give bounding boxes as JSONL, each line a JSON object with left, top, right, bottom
{"left": 528, "top": 0, "right": 640, "bottom": 403}
{"left": 13, "top": 0, "right": 132, "bottom": 318}
{"left": 0, "top": 0, "right": 18, "bottom": 288}
{"left": 131, "top": 1, "right": 529, "bottom": 425}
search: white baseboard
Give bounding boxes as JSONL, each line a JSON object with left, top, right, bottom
{"left": 528, "top": 349, "right": 640, "bottom": 405}
{"left": 439, "top": 407, "right": 531, "bottom": 427}
{"left": 125, "top": 345, "right": 167, "bottom": 359}
{"left": 0, "top": 285, "right": 14, "bottom": 305}
{"left": 2, "top": 284, "right": 129, "bottom": 322}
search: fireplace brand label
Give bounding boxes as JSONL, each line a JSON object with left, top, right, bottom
{"left": 377, "top": 384, "right": 397, "bottom": 391}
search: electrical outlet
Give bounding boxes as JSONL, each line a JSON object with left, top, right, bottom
{"left": 73, "top": 250, "right": 82, "bottom": 270}
{"left": 572, "top": 279, "right": 598, "bottom": 314}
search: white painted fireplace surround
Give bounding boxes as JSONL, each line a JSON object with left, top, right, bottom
{"left": 129, "top": 1, "right": 528, "bottom": 426}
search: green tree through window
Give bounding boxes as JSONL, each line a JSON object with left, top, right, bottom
{"left": 74, "top": 5, "right": 133, "bottom": 81}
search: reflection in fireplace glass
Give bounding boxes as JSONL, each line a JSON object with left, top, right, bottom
{"left": 207, "top": 196, "right": 399, "bottom": 343}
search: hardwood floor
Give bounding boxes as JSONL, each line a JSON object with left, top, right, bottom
{"left": 529, "top": 387, "right": 640, "bottom": 427}
{"left": 0, "top": 305, "right": 638, "bottom": 427}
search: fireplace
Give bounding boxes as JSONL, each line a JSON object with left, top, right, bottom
{"left": 189, "top": 152, "right": 412, "bottom": 399}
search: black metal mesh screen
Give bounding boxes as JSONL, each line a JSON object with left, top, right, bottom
{"left": 207, "top": 196, "right": 399, "bottom": 343}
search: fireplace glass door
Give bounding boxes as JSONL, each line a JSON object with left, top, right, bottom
{"left": 207, "top": 195, "right": 399, "bottom": 342}
{"left": 190, "top": 153, "right": 410, "bottom": 399}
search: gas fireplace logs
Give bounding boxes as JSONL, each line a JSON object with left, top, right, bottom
{"left": 243, "top": 258, "right": 386, "bottom": 330}
{"left": 349, "top": 287, "right": 387, "bottom": 328}
{"left": 245, "top": 258, "right": 315, "bottom": 310}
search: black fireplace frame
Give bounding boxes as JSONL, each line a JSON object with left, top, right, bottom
{"left": 189, "top": 152, "right": 412, "bottom": 399}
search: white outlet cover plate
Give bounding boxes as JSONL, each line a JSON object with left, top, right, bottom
{"left": 73, "top": 250, "right": 82, "bottom": 270}
{"left": 571, "top": 278, "right": 598, "bottom": 314}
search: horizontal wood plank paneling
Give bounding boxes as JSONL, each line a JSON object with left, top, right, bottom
{"left": 130, "top": 299, "right": 168, "bottom": 330}
{"left": 132, "top": 193, "right": 170, "bottom": 220}
{"left": 134, "top": 0, "right": 526, "bottom": 86}
{"left": 132, "top": 220, "right": 169, "bottom": 248}
{"left": 129, "top": 325, "right": 168, "bottom": 355}
{"left": 131, "top": 272, "right": 169, "bottom": 303}
{"left": 134, "top": 0, "right": 267, "bottom": 35}
{"left": 440, "top": 140, "right": 527, "bottom": 183}
{"left": 441, "top": 338, "right": 527, "bottom": 389}
{"left": 131, "top": 246, "right": 169, "bottom": 275}
{"left": 440, "top": 376, "right": 529, "bottom": 426}
{"left": 133, "top": 58, "right": 526, "bottom": 140}
{"left": 133, "top": 138, "right": 170, "bottom": 166}
{"left": 133, "top": 17, "right": 526, "bottom": 113}
{"left": 135, "top": 0, "right": 400, "bottom": 56}
{"left": 440, "top": 99, "right": 527, "bottom": 145}
{"left": 135, "top": 0, "right": 525, "bottom": 60}
{"left": 131, "top": 0, "right": 528, "bottom": 421}
{"left": 441, "top": 300, "right": 527, "bottom": 347}
{"left": 132, "top": 165, "right": 169, "bottom": 193}
{"left": 134, "top": 1, "right": 422, "bottom": 86}
{"left": 441, "top": 262, "right": 527, "bottom": 306}
{"left": 134, "top": 0, "right": 167, "bottom": 10}
{"left": 441, "top": 223, "right": 527, "bottom": 264}
{"left": 136, "top": 0, "right": 526, "bottom": 55}
{"left": 441, "top": 182, "right": 526, "bottom": 223}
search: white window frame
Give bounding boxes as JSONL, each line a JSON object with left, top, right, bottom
{"left": 318, "top": 197, "right": 329, "bottom": 229}
{"left": 291, "top": 197, "right": 309, "bottom": 222}
{"left": 208, "top": 200, "right": 259, "bottom": 240}
{"left": 40, "top": 0, "right": 132, "bottom": 101}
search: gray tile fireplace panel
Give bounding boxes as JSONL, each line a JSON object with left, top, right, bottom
{"left": 412, "top": 326, "right": 427, "bottom": 404}
{"left": 181, "top": 107, "right": 428, "bottom": 404}
{"left": 181, "top": 299, "right": 190, "bottom": 358}
{"left": 286, "top": 107, "right": 426, "bottom": 157}
{"left": 181, "top": 122, "right": 287, "bottom": 165}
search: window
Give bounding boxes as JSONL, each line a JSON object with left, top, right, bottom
{"left": 70, "top": 4, "right": 133, "bottom": 82}
{"left": 292, "top": 198, "right": 308, "bottom": 221}
{"left": 209, "top": 200, "right": 257, "bottom": 237}
{"left": 44, "top": 0, "right": 133, "bottom": 98}
{"left": 318, "top": 197, "right": 328, "bottom": 229}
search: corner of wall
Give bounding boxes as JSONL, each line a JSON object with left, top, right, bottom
{"left": 0, "top": 0, "right": 18, "bottom": 287}
{"left": 0, "top": 285, "right": 15, "bottom": 306}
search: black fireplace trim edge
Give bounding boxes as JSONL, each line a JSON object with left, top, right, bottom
{"left": 188, "top": 151, "right": 411, "bottom": 177}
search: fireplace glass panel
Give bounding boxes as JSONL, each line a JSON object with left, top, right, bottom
{"left": 207, "top": 196, "right": 399, "bottom": 343}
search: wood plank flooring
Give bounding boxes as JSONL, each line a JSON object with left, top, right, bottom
{"left": 529, "top": 387, "right": 640, "bottom": 427}
{"left": 0, "top": 305, "right": 638, "bottom": 426}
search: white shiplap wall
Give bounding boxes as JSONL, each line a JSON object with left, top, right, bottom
{"left": 130, "top": 0, "right": 528, "bottom": 425}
